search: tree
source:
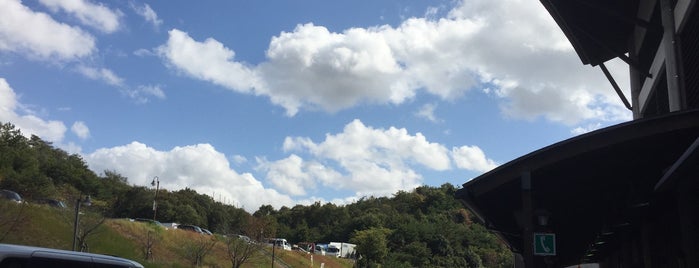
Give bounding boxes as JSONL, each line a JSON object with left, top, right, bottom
{"left": 73, "top": 212, "right": 106, "bottom": 252}
{"left": 350, "top": 227, "right": 391, "bottom": 267}
{"left": 225, "top": 235, "right": 263, "bottom": 268}
{"left": 179, "top": 233, "right": 217, "bottom": 266}
{"left": 136, "top": 224, "right": 162, "bottom": 260}
{"left": 98, "top": 170, "right": 130, "bottom": 205}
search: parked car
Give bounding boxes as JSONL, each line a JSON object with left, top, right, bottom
{"left": 161, "top": 222, "right": 178, "bottom": 229}
{"left": 37, "top": 199, "right": 67, "bottom": 208}
{"left": 314, "top": 245, "right": 326, "bottom": 255}
{"left": 0, "top": 243, "right": 143, "bottom": 267}
{"left": 177, "top": 224, "right": 204, "bottom": 234}
{"left": 0, "top": 190, "right": 22, "bottom": 204}
{"left": 134, "top": 218, "right": 163, "bottom": 226}
{"left": 267, "top": 238, "right": 292, "bottom": 251}
{"left": 237, "top": 235, "right": 251, "bottom": 244}
{"left": 326, "top": 245, "right": 341, "bottom": 257}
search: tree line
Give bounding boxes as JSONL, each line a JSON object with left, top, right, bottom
{"left": 0, "top": 122, "right": 512, "bottom": 267}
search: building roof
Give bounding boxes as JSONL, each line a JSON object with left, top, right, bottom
{"left": 456, "top": 109, "right": 699, "bottom": 265}
{"left": 540, "top": 0, "right": 641, "bottom": 65}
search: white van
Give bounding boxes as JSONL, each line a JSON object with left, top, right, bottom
{"left": 0, "top": 243, "right": 144, "bottom": 267}
{"left": 268, "top": 238, "right": 292, "bottom": 251}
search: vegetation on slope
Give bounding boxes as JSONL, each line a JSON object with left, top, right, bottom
{"left": 0, "top": 122, "right": 512, "bottom": 267}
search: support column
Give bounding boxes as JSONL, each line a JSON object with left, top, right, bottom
{"left": 521, "top": 171, "right": 534, "bottom": 268}
{"left": 629, "top": 26, "right": 642, "bottom": 119}
{"left": 660, "top": 0, "right": 687, "bottom": 111}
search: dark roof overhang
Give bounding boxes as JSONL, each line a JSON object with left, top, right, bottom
{"left": 456, "top": 109, "right": 699, "bottom": 266}
{"left": 540, "top": 0, "right": 641, "bottom": 66}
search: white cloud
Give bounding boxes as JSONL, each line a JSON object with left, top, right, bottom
{"left": 84, "top": 142, "right": 295, "bottom": 212}
{"left": 451, "top": 145, "right": 498, "bottom": 172}
{"left": 76, "top": 66, "right": 166, "bottom": 104}
{"left": 157, "top": 29, "right": 258, "bottom": 93}
{"left": 76, "top": 65, "right": 124, "bottom": 86}
{"left": 133, "top": 48, "right": 154, "bottom": 57}
{"left": 571, "top": 123, "right": 602, "bottom": 135}
{"left": 278, "top": 119, "right": 452, "bottom": 196}
{"left": 257, "top": 23, "right": 410, "bottom": 115}
{"left": 0, "top": 77, "right": 67, "bottom": 143}
{"left": 256, "top": 154, "right": 342, "bottom": 196}
{"left": 415, "top": 103, "right": 441, "bottom": 122}
{"left": 0, "top": 0, "right": 95, "bottom": 61}
{"left": 130, "top": 2, "right": 162, "bottom": 29}
{"left": 232, "top": 155, "right": 248, "bottom": 165}
{"left": 157, "top": 0, "right": 631, "bottom": 125}
{"left": 38, "top": 0, "right": 121, "bottom": 33}
{"left": 71, "top": 121, "right": 90, "bottom": 139}
{"left": 78, "top": 118, "right": 498, "bottom": 209}
{"left": 133, "top": 84, "right": 166, "bottom": 101}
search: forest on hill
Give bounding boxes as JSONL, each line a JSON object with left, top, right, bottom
{"left": 0, "top": 122, "right": 512, "bottom": 267}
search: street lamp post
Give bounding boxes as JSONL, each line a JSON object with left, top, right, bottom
{"left": 72, "top": 195, "right": 92, "bottom": 251}
{"left": 151, "top": 176, "right": 160, "bottom": 221}
{"left": 271, "top": 240, "right": 275, "bottom": 268}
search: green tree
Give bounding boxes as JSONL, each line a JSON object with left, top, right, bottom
{"left": 350, "top": 227, "right": 391, "bottom": 267}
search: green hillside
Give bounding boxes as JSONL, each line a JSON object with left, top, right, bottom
{"left": 0, "top": 202, "right": 353, "bottom": 268}
{"left": 0, "top": 122, "right": 512, "bottom": 267}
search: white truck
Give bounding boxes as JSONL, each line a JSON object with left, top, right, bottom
{"left": 328, "top": 242, "right": 356, "bottom": 258}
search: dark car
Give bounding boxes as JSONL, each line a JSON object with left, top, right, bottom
{"left": 0, "top": 190, "right": 22, "bottom": 203}
{"left": 0, "top": 243, "right": 144, "bottom": 267}
{"left": 37, "top": 199, "right": 67, "bottom": 208}
{"left": 134, "top": 218, "right": 162, "bottom": 225}
{"left": 177, "top": 224, "right": 204, "bottom": 234}
{"left": 133, "top": 218, "right": 169, "bottom": 230}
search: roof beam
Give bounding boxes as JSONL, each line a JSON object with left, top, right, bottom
{"left": 600, "top": 62, "right": 633, "bottom": 110}
{"left": 571, "top": 24, "right": 650, "bottom": 76}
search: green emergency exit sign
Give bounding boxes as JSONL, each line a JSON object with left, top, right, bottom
{"left": 534, "top": 233, "right": 556, "bottom": 256}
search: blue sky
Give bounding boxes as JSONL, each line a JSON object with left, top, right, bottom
{"left": 0, "top": 0, "right": 631, "bottom": 212}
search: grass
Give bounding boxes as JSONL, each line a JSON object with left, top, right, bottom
{"left": 0, "top": 202, "right": 355, "bottom": 268}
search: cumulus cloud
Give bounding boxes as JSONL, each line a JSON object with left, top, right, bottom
{"left": 0, "top": 78, "right": 67, "bottom": 142}
{"left": 270, "top": 119, "right": 452, "bottom": 196}
{"left": 157, "top": 0, "right": 631, "bottom": 124}
{"left": 84, "top": 142, "right": 296, "bottom": 212}
{"left": 256, "top": 154, "right": 342, "bottom": 196}
{"left": 0, "top": 0, "right": 95, "bottom": 61}
{"left": 451, "top": 145, "right": 498, "bottom": 172}
{"left": 38, "top": 0, "right": 121, "bottom": 33}
{"left": 157, "top": 29, "right": 258, "bottom": 93}
{"left": 71, "top": 121, "right": 90, "bottom": 139}
{"left": 130, "top": 2, "right": 162, "bottom": 29}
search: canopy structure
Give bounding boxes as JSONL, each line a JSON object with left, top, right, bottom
{"left": 541, "top": 0, "right": 641, "bottom": 66}
{"left": 457, "top": 0, "right": 698, "bottom": 267}
{"left": 457, "top": 110, "right": 699, "bottom": 267}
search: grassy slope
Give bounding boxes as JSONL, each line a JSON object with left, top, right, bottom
{"left": 0, "top": 203, "right": 354, "bottom": 268}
